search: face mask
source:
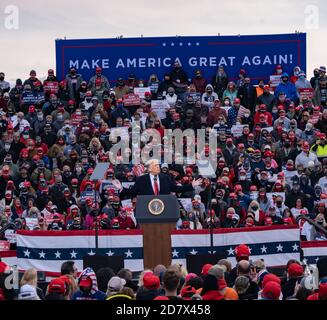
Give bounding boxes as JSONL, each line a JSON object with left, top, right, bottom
{"left": 64, "top": 171, "right": 71, "bottom": 177}
{"left": 224, "top": 101, "right": 230, "bottom": 106}
{"left": 23, "top": 134, "right": 29, "bottom": 139}
{"left": 244, "top": 113, "right": 250, "bottom": 118}
{"left": 0, "top": 77, "right": 4, "bottom": 81}
{"left": 139, "top": 83, "right": 144, "bottom": 87}
{"left": 57, "top": 115, "right": 63, "bottom": 121}
{"left": 276, "top": 201, "right": 282, "bottom": 206}
{"left": 94, "top": 116, "right": 101, "bottom": 122}
{"left": 251, "top": 205, "right": 258, "bottom": 210}
{"left": 272, "top": 109, "right": 278, "bottom": 114}
{"left": 284, "top": 142, "right": 290, "bottom": 148}
{"left": 37, "top": 114, "right": 44, "bottom": 121}
{"left": 4, "top": 144, "right": 11, "bottom": 152}
{"left": 70, "top": 71, "right": 76, "bottom": 76}
{"left": 239, "top": 175, "right": 246, "bottom": 181}
{"left": 207, "top": 90, "right": 212, "bottom": 94}
{"left": 169, "top": 92, "right": 174, "bottom": 96}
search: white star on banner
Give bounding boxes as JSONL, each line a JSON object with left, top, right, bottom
{"left": 88, "top": 250, "right": 95, "bottom": 256}
{"left": 171, "top": 43, "right": 175, "bottom": 46}
{"left": 125, "top": 250, "right": 133, "bottom": 258}
{"left": 188, "top": 42, "right": 191, "bottom": 46}
{"left": 196, "top": 42, "right": 200, "bottom": 46}
{"left": 54, "top": 251, "right": 61, "bottom": 259}
{"left": 276, "top": 244, "right": 283, "bottom": 252}
{"left": 261, "top": 245, "right": 267, "bottom": 254}
{"left": 162, "top": 43, "right": 166, "bottom": 46}
{"left": 315, "top": 257, "right": 319, "bottom": 263}
{"left": 106, "top": 250, "right": 114, "bottom": 257}
{"left": 292, "top": 243, "right": 299, "bottom": 251}
{"left": 23, "top": 249, "right": 30, "bottom": 257}
{"left": 70, "top": 250, "right": 77, "bottom": 259}
{"left": 227, "top": 247, "right": 234, "bottom": 256}
{"left": 248, "top": 247, "right": 252, "bottom": 254}
{"left": 303, "top": 258, "right": 308, "bottom": 265}
{"left": 208, "top": 251, "right": 216, "bottom": 254}
{"left": 189, "top": 249, "right": 198, "bottom": 255}
{"left": 172, "top": 249, "right": 179, "bottom": 258}
{"left": 39, "top": 251, "right": 46, "bottom": 259}
{"left": 179, "top": 42, "right": 183, "bottom": 46}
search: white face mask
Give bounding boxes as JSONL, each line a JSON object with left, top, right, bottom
{"left": 239, "top": 175, "right": 246, "bottom": 181}
{"left": 244, "top": 113, "right": 250, "bottom": 118}
{"left": 4, "top": 144, "right": 11, "bottom": 151}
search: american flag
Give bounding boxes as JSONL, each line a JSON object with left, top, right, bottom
{"left": 302, "top": 241, "right": 327, "bottom": 265}
{"left": 15, "top": 230, "right": 144, "bottom": 277}
{"left": 171, "top": 226, "right": 301, "bottom": 267}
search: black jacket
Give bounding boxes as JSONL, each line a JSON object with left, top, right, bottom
{"left": 120, "top": 173, "right": 194, "bottom": 198}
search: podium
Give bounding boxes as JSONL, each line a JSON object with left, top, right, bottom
{"left": 135, "top": 195, "right": 179, "bottom": 269}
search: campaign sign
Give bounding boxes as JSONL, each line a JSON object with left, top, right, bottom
{"left": 56, "top": 33, "right": 306, "bottom": 83}
{"left": 43, "top": 81, "right": 59, "bottom": 93}
{"left": 123, "top": 94, "right": 141, "bottom": 106}
{"left": 22, "top": 92, "right": 45, "bottom": 104}
{"left": 151, "top": 100, "right": 170, "bottom": 119}
{"left": 299, "top": 88, "right": 314, "bottom": 99}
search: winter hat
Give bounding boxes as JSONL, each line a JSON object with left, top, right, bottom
{"left": 18, "top": 285, "right": 39, "bottom": 300}
{"left": 108, "top": 276, "right": 126, "bottom": 291}
{"left": 288, "top": 263, "right": 304, "bottom": 278}
{"left": 185, "top": 273, "right": 198, "bottom": 283}
{"left": 262, "top": 281, "right": 281, "bottom": 300}
{"left": 234, "top": 244, "right": 250, "bottom": 260}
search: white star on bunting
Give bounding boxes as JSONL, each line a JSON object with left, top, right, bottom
{"left": 261, "top": 245, "right": 267, "bottom": 254}
{"left": 276, "top": 244, "right": 283, "bottom": 252}
{"left": 172, "top": 249, "right": 179, "bottom": 258}
{"left": 39, "top": 251, "right": 46, "bottom": 259}
{"left": 54, "top": 251, "right": 61, "bottom": 259}
{"left": 125, "top": 250, "right": 133, "bottom": 258}
{"left": 189, "top": 249, "right": 198, "bottom": 255}
{"left": 70, "top": 250, "right": 77, "bottom": 258}
{"left": 227, "top": 247, "right": 234, "bottom": 256}
{"left": 88, "top": 250, "right": 95, "bottom": 256}
{"left": 23, "top": 249, "right": 30, "bottom": 257}
{"left": 106, "top": 250, "right": 114, "bottom": 257}
{"left": 292, "top": 243, "right": 299, "bottom": 251}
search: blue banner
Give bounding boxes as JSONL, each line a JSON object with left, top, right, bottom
{"left": 56, "top": 33, "right": 306, "bottom": 84}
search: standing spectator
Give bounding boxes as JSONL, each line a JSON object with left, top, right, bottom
{"left": 0, "top": 72, "right": 10, "bottom": 92}
{"left": 274, "top": 73, "right": 298, "bottom": 103}
{"left": 66, "top": 67, "right": 83, "bottom": 100}
{"left": 237, "top": 77, "right": 257, "bottom": 112}
{"left": 88, "top": 67, "right": 110, "bottom": 91}
{"left": 191, "top": 69, "right": 207, "bottom": 94}
{"left": 212, "top": 65, "right": 228, "bottom": 99}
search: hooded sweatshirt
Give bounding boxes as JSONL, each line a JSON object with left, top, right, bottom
{"left": 71, "top": 267, "right": 107, "bottom": 300}
{"left": 275, "top": 73, "right": 298, "bottom": 102}
{"left": 201, "top": 84, "right": 218, "bottom": 110}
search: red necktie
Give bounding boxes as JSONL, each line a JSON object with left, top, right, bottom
{"left": 153, "top": 176, "right": 159, "bottom": 195}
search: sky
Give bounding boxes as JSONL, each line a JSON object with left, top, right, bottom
{"left": 0, "top": 0, "right": 326, "bottom": 83}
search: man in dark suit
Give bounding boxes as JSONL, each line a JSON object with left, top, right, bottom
{"left": 237, "top": 77, "right": 257, "bottom": 112}
{"left": 112, "top": 159, "right": 203, "bottom": 197}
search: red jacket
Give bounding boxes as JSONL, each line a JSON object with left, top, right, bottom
{"left": 254, "top": 111, "right": 273, "bottom": 126}
{"left": 202, "top": 290, "right": 224, "bottom": 300}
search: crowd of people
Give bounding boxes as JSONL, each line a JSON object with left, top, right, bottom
{"left": 1, "top": 244, "right": 326, "bottom": 300}
{"left": 0, "top": 62, "right": 326, "bottom": 243}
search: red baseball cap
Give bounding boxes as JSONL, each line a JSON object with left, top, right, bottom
{"left": 234, "top": 244, "right": 250, "bottom": 259}
{"left": 288, "top": 263, "right": 304, "bottom": 278}
{"left": 262, "top": 273, "right": 281, "bottom": 288}
{"left": 201, "top": 264, "right": 213, "bottom": 275}
{"left": 79, "top": 275, "right": 92, "bottom": 288}
{"left": 262, "top": 281, "right": 281, "bottom": 300}
{"left": 48, "top": 278, "right": 66, "bottom": 294}
{"left": 143, "top": 274, "right": 160, "bottom": 290}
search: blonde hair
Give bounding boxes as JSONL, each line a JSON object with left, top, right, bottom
{"left": 20, "top": 268, "right": 38, "bottom": 287}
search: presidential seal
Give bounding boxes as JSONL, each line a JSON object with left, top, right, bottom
{"left": 148, "top": 198, "right": 165, "bottom": 216}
